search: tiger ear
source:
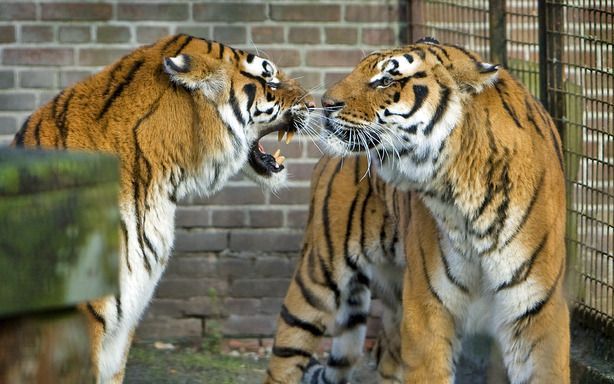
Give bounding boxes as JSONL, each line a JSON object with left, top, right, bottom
{"left": 451, "top": 61, "right": 500, "bottom": 94}
{"left": 163, "top": 54, "right": 226, "bottom": 100}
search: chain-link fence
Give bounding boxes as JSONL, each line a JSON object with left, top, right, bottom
{"left": 408, "top": 0, "right": 613, "bottom": 336}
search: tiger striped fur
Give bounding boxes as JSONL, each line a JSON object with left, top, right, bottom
{"left": 11, "top": 34, "right": 313, "bottom": 383}
{"left": 315, "top": 38, "right": 569, "bottom": 383}
{"left": 265, "top": 155, "right": 407, "bottom": 384}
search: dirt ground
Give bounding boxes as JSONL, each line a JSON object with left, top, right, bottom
{"left": 125, "top": 339, "right": 499, "bottom": 384}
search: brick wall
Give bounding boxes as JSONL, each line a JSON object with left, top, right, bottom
{"left": 0, "top": 1, "right": 408, "bottom": 341}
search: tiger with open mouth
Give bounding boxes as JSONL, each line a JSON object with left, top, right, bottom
{"left": 12, "top": 34, "right": 314, "bottom": 383}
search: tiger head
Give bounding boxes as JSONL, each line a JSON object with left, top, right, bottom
{"left": 319, "top": 38, "right": 500, "bottom": 186}
{"left": 160, "top": 35, "right": 314, "bottom": 193}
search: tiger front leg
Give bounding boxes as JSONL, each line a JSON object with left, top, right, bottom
{"left": 301, "top": 270, "right": 372, "bottom": 384}
{"left": 371, "top": 303, "right": 403, "bottom": 383}
{"left": 265, "top": 266, "right": 335, "bottom": 384}
{"left": 401, "top": 256, "right": 460, "bottom": 384}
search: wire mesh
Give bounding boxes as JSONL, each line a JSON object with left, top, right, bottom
{"left": 547, "top": 0, "right": 614, "bottom": 335}
{"left": 409, "top": 0, "right": 614, "bottom": 335}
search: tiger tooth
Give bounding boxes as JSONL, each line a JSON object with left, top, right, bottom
{"left": 285, "top": 131, "right": 295, "bottom": 144}
{"left": 277, "top": 130, "right": 284, "bottom": 142}
{"left": 273, "top": 149, "right": 281, "bottom": 158}
{"left": 277, "top": 156, "right": 286, "bottom": 165}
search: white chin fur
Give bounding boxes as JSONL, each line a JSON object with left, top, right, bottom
{"left": 241, "top": 165, "right": 288, "bottom": 192}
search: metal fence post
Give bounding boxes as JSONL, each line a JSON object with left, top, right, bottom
{"left": 489, "top": 0, "right": 507, "bottom": 67}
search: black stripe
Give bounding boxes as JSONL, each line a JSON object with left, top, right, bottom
{"left": 119, "top": 218, "right": 132, "bottom": 273}
{"left": 240, "top": 70, "right": 267, "bottom": 88}
{"left": 448, "top": 44, "right": 479, "bottom": 63}
{"left": 525, "top": 99, "right": 545, "bottom": 138}
{"left": 427, "top": 46, "right": 445, "bottom": 64}
{"left": 344, "top": 313, "right": 368, "bottom": 329}
{"left": 343, "top": 194, "right": 360, "bottom": 271}
{"left": 440, "top": 250, "right": 469, "bottom": 294}
{"left": 272, "top": 346, "right": 312, "bottom": 359}
{"left": 218, "top": 42, "right": 226, "bottom": 59}
{"left": 242, "top": 83, "right": 257, "bottom": 117}
{"left": 86, "top": 302, "right": 106, "bottom": 332}
{"left": 172, "top": 35, "right": 193, "bottom": 57}
{"left": 319, "top": 252, "right": 341, "bottom": 307}
{"left": 499, "top": 171, "right": 544, "bottom": 249}
{"left": 205, "top": 40, "right": 212, "bottom": 53}
{"left": 327, "top": 355, "right": 352, "bottom": 368}
{"left": 161, "top": 34, "right": 184, "bottom": 53}
{"left": 549, "top": 128, "right": 564, "bottom": 173}
{"left": 512, "top": 261, "right": 563, "bottom": 325}
{"left": 115, "top": 294, "right": 122, "bottom": 322}
{"left": 102, "top": 61, "right": 125, "bottom": 98}
{"left": 144, "top": 234, "right": 159, "bottom": 262}
{"left": 34, "top": 118, "right": 42, "bottom": 147}
{"left": 295, "top": 272, "right": 328, "bottom": 311}
{"left": 423, "top": 83, "right": 450, "bottom": 136}
{"left": 97, "top": 59, "right": 144, "bottom": 120}
{"left": 494, "top": 82, "right": 522, "bottom": 129}
{"left": 496, "top": 233, "right": 548, "bottom": 292}
{"left": 419, "top": 243, "right": 444, "bottom": 305}
{"left": 57, "top": 90, "right": 74, "bottom": 147}
{"left": 228, "top": 85, "right": 245, "bottom": 125}
{"left": 13, "top": 116, "right": 29, "bottom": 147}
{"left": 231, "top": 48, "right": 240, "bottom": 63}
{"left": 323, "top": 161, "right": 343, "bottom": 265}
{"left": 280, "top": 305, "right": 325, "bottom": 337}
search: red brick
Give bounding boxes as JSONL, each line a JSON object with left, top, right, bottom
{"left": 117, "top": 4, "right": 188, "bottom": 21}
{"left": 286, "top": 70, "right": 322, "bottom": 91}
{"left": 213, "top": 26, "right": 246, "bottom": 45}
{"left": 252, "top": 26, "right": 284, "bottom": 44}
{"left": 78, "top": 48, "right": 132, "bottom": 66}
{"left": 194, "top": 186, "right": 266, "bottom": 205}
{"left": 230, "top": 278, "right": 291, "bottom": 298}
{"left": 0, "top": 3, "right": 36, "bottom": 21}
{"left": 137, "top": 26, "right": 171, "bottom": 44}
{"left": 194, "top": 3, "right": 266, "bottom": 22}
{"left": 363, "top": 27, "right": 396, "bottom": 46}
{"left": 165, "top": 255, "right": 218, "bottom": 279}
{"left": 21, "top": 25, "right": 54, "bottom": 43}
{"left": 269, "top": 186, "right": 311, "bottom": 204}
{"left": 211, "top": 209, "right": 246, "bottom": 228}
{"left": 288, "top": 27, "right": 320, "bottom": 44}
{"left": 3, "top": 48, "right": 74, "bottom": 66}
{"left": 222, "top": 338, "right": 261, "bottom": 353}
{"left": 229, "top": 231, "right": 303, "bottom": 252}
{"left": 325, "top": 27, "right": 358, "bottom": 45}
{"left": 0, "top": 93, "right": 35, "bottom": 111}
{"left": 253, "top": 258, "right": 295, "bottom": 278}
{"left": 217, "top": 258, "right": 255, "bottom": 279}
{"left": 325, "top": 72, "right": 350, "bottom": 86}
{"left": 256, "top": 49, "right": 301, "bottom": 68}
{"left": 222, "top": 315, "right": 277, "bottom": 336}
{"left": 0, "top": 26, "right": 15, "bottom": 43}
{"left": 0, "top": 71, "right": 15, "bottom": 89}
{"left": 42, "top": 3, "right": 112, "bottom": 21}
{"left": 96, "top": 26, "right": 131, "bottom": 44}
{"left": 249, "top": 209, "right": 283, "bottom": 228}
{"left": 345, "top": 4, "right": 407, "bottom": 22}
{"left": 136, "top": 318, "right": 202, "bottom": 340}
{"left": 174, "top": 26, "right": 209, "bottom": 40}
{"left": 0, "top": 116, "right": 17, "bottom": 135}
{"left": 285, "top": 160, "right": 317, "bottom": 181}
{"left": 176, "top": 206, "right": 210, "bottom": 228}
{"left": 174, "top": 230, "right": 228, "bottom": 252}
{"left": 271, "top": 4, "right": 340, "bottom": 22}
{"left": 287, "top": 209, "right": 309, "bottom": 229}
{"left": 306, "top": 50, "right": 364, "bottom": 67}
{"left": 59, "top": 70, "right": 92, "bottom": 88}
{"left": 223, "top": 298, "right": 261, "bottom": 316}
{"left": 260, "top": 298, "right": 285, "bottom": 315}
{"left": 157, "top": 278, "right": 229, "bottom": 299}
{"left": 58, "top": 26, "right": 91, "bottom": 44}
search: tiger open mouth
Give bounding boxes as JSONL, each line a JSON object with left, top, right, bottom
{"left": 248, "top": 115, "right": 301, "bottom": 176}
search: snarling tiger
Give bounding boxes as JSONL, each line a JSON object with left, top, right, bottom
{"left": 267, "top": 38, "right": 569, "bottom": 384}
{"left": 11, "top": 34, "right": 314, "bottom": 383}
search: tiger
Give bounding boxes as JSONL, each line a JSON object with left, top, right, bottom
{"left": 11, "top": 33, "right": 314, "bottom": 384}
{"left": 267, "top": 37, "right": 570, "bottom": 384}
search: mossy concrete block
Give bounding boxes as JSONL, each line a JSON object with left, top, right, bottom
{"left": 0, "top": 148, "right": 120, "bottom": 316}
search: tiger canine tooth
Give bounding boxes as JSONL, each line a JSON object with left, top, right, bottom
{"left": 277, "top": 156, "right": 286, "bottom": 165}
{"left": 277, "top": 130, "right": 284, "bottom": 142}
{"left": 273, "top": 149, "right": 281, "bottom": 158}
{"left": 285, "top": 131, "right": 295, "bottom": 144}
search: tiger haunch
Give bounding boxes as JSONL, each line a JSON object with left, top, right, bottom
{"left": 12, "top": 34, "right": 314, "bottom": 383}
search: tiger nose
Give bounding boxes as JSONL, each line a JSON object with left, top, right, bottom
{"left": 321, "top": 94, "right": 344, "bottom": 116}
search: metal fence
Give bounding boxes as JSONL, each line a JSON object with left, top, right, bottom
{"left": 407, "top": 0, "right": 614, "bottom": 336}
